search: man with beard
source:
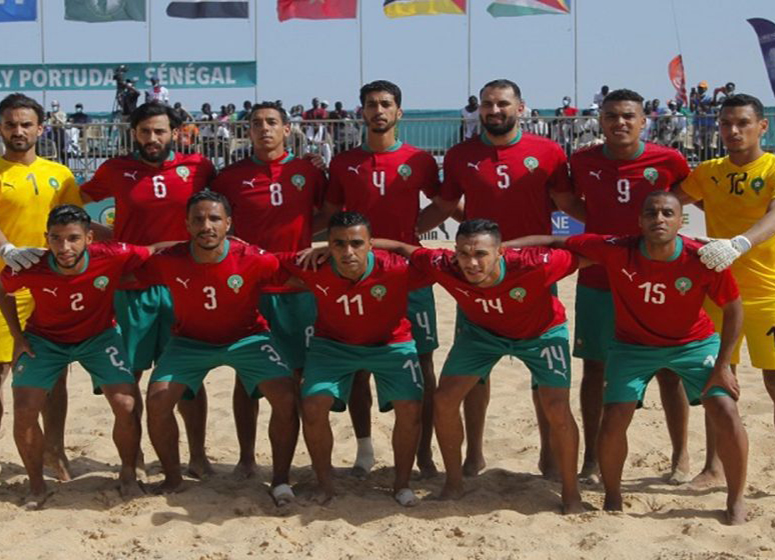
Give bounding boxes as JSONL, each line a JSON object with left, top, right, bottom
{"left": 81, "top": 102, "right": 216, "bottom": 477}
{"left": 0, "top": 93, "right": 84, "bottom": 481}
{"left": 314, "top": 80, "right": 442, "bottom": 478}
{"left": 417, "top": 79, "right": 581, "bottom": 479}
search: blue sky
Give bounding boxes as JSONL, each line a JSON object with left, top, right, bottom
{"left": 2, "top": 0, "right": 775, "bottom": 113}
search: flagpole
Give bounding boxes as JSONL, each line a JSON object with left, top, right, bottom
{"left": 253, "top": 0, "right": 259, "bottom": 101}
{"left": 467, "top": 2, "right": 472, "bottom": 96}
{"left": 40, "top": 0, "right": 46, "bottom": 108}
{"left": 573, "top": 0, "right": 578, "bottom": 107}
{"left": 147, "top": 0, "right": 152, "bottom": 62}
{"left": 359, "top": 1, "right": 364, "bottom": 86}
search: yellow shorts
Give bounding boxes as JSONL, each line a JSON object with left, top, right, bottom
{"left": 704, "top": 296, "right": 775, "bottom": 370}
{"left": 0, "top": 290, "right": 34, "bottom": 363}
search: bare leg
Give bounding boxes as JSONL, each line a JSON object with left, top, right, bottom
{"left": 391, "top": 400, "right": 422, "bottom": 496}
{"left": 534, "top": 388, "right": 557, "bottom": 479}
{"left": 146, "top": 381, "right": 188, "bottom": 493}
{"left": 416, "top": 352, "right": 438, "bottom": 478}
{"left": 761, "top": 371, "right": 775, "bottom": 429}
{"left": 257, "top": 377, "right": 299, "bottom": 488}
{"left": 178, "top": 386, "right": 212, "bottom": 479}
{"left": 301, "top": 395, "right": 336, "bottom": 503}
{"left": 12, "top": 387, "right": 50, "bottom": 504}
{"left": 41, "top": 369, "right": 71, "bottom": 482}
{"left": 348, "top": 370, "right": 374, "bottom": 476}
{"left": 102, "top": 384, "right": 142, "bottom": 497}
{"left": 232, "top": 377, "right": 259, "bottom": 479}
{"left": 579, "top": 358, "right": 604, "bottom": 479}
{"left": 655, "top": 369, "right": 690, "bottom": 483}
{"left": 598, "top": 402, "right": 637, "bottom": 512}
{"left": 0, "top": 363, "right": 9, "bottom": 432}
{"left": 462, "top": 378, "right": 489, "bottom": 476}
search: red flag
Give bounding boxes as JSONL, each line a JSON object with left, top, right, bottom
{"left": 668, "top": 55, "right": 688, "bottom": 104}
{"left": 277, "top": 0, "right": 357, "bottom": 21}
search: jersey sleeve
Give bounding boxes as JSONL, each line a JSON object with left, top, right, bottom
{"left": 324, "top": 157, "right": 346, "bottom": 206}
{"left": 418, "top": 152, "right": 441, "bottom": 199}
{"left": 250, "top": 249, "right": 281, "bottom": 284}
{"left": 668, "top": 151, "right": 691, "bottom": 185}
{"left": 547, "top": 145, "right": 572, "bottom": 193}
{"left": 440, "top": 149, "right": 464, "bottom": 201}
{"left": 569, "top": 154, "right": 585, "bottom": 198}
{"left": 133, "top": 253, "right": 166, "bottom": 287}
{"left": 408, "top": 261, "right": 433, "bottom": 290}
{"left": 119, "top": 243, "right": 152, "bottom": 273}
{"left": 209, "top": 168, "right": 231, "bottom": 197}
{"left": 679, "top": 164, "right": 706, "bottom": 201}
{"left": 80, "top": 161, "right": 115, "bottom": 202}
{"left": 564, "top": 233, "right": 615, "bottom": 264}
{"left": 543, "top": 248, "right": 579, "bottom": 285}
{"left": 55, "top": 169, "right": 84, "bottom": 207}
{"left": 409, "top": 247, "right": 445, "bottom": 274}
{"left": 1, "top": 266, "right": 25, "bottom": 294}
{"left": 194, "top": 156, "right": 217, "bottom": 186}
{"left": 707, "top": 268, "right": 740, "bottom": 307}
{"left": 311, "top": 166, "right": 328, "bottom": 210}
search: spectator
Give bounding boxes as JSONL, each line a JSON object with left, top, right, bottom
{"left": 236, "top": 100, "right": 252, "bottom": 121}
{"left": 65, "top": 103, "right": 90, "bottom": 158}
{"left": 329, "top": 101, "right": 353, "bottom": 153}
{"left": 172, "top": 101, "right": 193, "bottom": 123}
{"left": 592, "top": 85, "right": 609, "bottom": 107}
{"left": 554, "top": 96, "right": 578, "bottom": 154}
{"left": 713, "top": 81, "right": 736, "bottom": 105}
{"left": 527, "top": 108, "right": 548, "bottom": 137}
{"left": 145, "top": 77, "right": 170, "bottom": 105}
{"left": 47, "top": 100, "right": 67, "bottom": 126}
{"left": 68, "top": 103, "right": 90, "bottom": 125}
{"left": 461, "top": 95, "right": 480, "bottom": 140}
{"left": 303, "top": 97, "right": 328, "bottom": 120}
{"left": 45, "top": 100, "right": 67, "bottom": 161}
{"left": 117, "top": 78, "right": 140, "bottom": 119}
{"left": 556, "top": 95, "right": 578, "bottom": 117}
{"left": 691, "top": 80, "right": 716, "bottom": 160}
{"left": 320, "top": 100, "right": 330, "bottom": 117}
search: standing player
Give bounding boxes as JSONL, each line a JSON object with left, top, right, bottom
{"left": 284, "top": 212, "right": 423, "bottom": 505}
{"left": 674, "top": 94, "right": 775, "bottom": 488}
{"left": 80, "top": 102, "right": 216, "bottom": 477}
{"left": 569, "top": 89, "right": 693, "bottom": 482}
{"left": 0, "top": 93, "right": 84, "bottom": 481}
{"left": 417, "top": 79, "right": 581, "bottom": 478}
{"left": 316, "top": 80, "right": 441, "bottom": 477}
{"left": 0, "top": 206, "right": 146, "bottom": 507}
{"left": 373, "top": 219, "right": 584, "bottom": 513}
{"left": 211, "top": 101, "right": 326, "bottom": 478}
{"left": 137, "top": 191, "right": 298, "bottom": 497}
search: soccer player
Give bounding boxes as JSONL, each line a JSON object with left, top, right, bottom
{"left": 283, "top": 212, "right": 423, "bottom": 506}
{"left": 516, "top": 191, "right": 748, "bottom": 524}
{"left": 568, "top": 89, "right": 693, "bottom": 482}
{"left": 211, "top": 101, "right": 327, "bottom": 478}
{"left": 315, "top": 80, "right": 441, "bottom": 478}
{"left": 136, "top": 191, "right": 298, "bottom": 498}
{"left": 80, "top": 102, "right": 216, "bottom": 477}
{"left": 674, "top": 93, "right": 775, "bottom": 488}
{"left": 373, "top": 219, "right": 584, "bottom": 514}
{"left": 0, "top": 205, "right": 146, "bottom": 508}
{"left": 417, "top": 78, "right": 581, "bottom": 478}
{"left": 0, "top": 93, "right": 84, "bottom": 481}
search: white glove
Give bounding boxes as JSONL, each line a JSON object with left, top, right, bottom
{"left": 0, "top": 243, "right": 45, "bottom": 272}
{"left": 697, "top": 235, "right": 751, "bottom": 272}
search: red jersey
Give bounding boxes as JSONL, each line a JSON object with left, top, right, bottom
{"left": 411, "top": 247, "right": 576, "bottom": 339}
{"left": 134, "top": 239, "right": 278, "bottom": 345}
{"left": 440, "top": 131, "right": 572, "bottom": 239}
{"left": 0, "top": 242, "right": 150, "bottom": 343}
{"left": 565, "top": 234, "right": 739, "bottom": 347}
{"left": 81, "top": 152, "right": 216, "bottom": 245}
{"left": 280, "top": 250, "right": 426, "bottom": 346}
{"left": 327, "top": 142, "right": 440, "bottom": 244}
{"left": 571, "top": 142, "right": 690, "bottom": 290}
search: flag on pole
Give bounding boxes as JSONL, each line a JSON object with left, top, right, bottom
{"left": 748, "top": 18, "right": 775, "bottom": 100}
{"left": 167, "top": 1, "right": 249, "bottom": 19}
{"left": 277, "top": 0, "right": 357, "bottom": 22}
{"left": 383, "top": 0, "right": 466, "bottom": 18}
{"left": 487, "top": 0, "right": 570, "bottom": 17}
{"left": 0, "top": 0, "right": 36, "bottom": 22}
{"left": 64, "top": 0, "right": 146, "bottom": 22}
{"left": 668, "top": 55, "right": 688, "bottom": 104}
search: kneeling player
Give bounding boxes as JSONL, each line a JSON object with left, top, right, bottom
{"left": 0, "top": 206, "right": 146, "bottom": 507}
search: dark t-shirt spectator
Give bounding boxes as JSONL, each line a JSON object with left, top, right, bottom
{"left": 304, "top": 108, "right": 328, "bottom": 120}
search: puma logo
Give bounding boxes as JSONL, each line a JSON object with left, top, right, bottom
{"left": 589, "top": 170, "right": 602, "bottom": 180}
{"left": 242, "top": 178, "right": 256, "bottom": 189}
{"left": 315, "top": 284, "right": 330, "bottom": 296}
{"left": 123, "top": 171, "right": 138, "bottom": 180}
{"left": 467, "top": 161, "right": 482, "bottom": 171}
{"left": 175, "top": 277, "right": 190, "bottom": 289}
{"left": 42, "top": 287, "right": 58, "bottom": 297}
{"left": 347, "top": 165, "right": 361, "bottom": 175}
{"left": 621, "top": 269, "right": 637, "bottom": 282}
{"left": 454, "top": 287, "right": 471, "bottom": 298}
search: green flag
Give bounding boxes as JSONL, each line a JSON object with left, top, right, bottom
{"left": 64, "top": 0, "right": 146, "bottom": 23}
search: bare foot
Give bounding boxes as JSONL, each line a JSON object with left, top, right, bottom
{"left": 603, "top": 494, "right": 623, "bottom": 512}
{"left": 187, "top": 456, "right": 214, "bottom": 480}
{"left": 417, "top": 460, "right": 439, "bottom": 479}
{"left": 689, "top": 469, "right": 725, "bottom": 489}
{"left": 23, "top": 489, "right": 53, "bottom": 511}
{"left": 666, "top": 467, "right": 692, "bottom": 486}
{"left": 312, "top": 483, "right": 335, "bottom": 505}
{"left": 462, "top": 455, "right": 485, "bottom": 477}
{"left": 43, "top": 450, "right": 71, "bottom": 482}
{"left": 232, "top": 460, "right": 257, "bottom": 480}
{"left": 726, "top": 500, "right": 747, "bottom": 525}
{"left": 118, "top": 478, "right": 146, "bottom": 499}
{"left": 439, "top": 483, "right": 465, "bottom": 500}
{"left": 562, "top": 499, "right": 586, "bottom": 515}
{"left": 135, "top": 449, "right": 147, "bottom": 481}
{"left": 538, "top": 459, "right": 560, "bottom": 481}
{"left": 151, "top": 476, "right": 185, "bottom": 495}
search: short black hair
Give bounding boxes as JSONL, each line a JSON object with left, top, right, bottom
{"left": 47, "top": 205, "right": 91, "bottom": 231}
{"left": 602, "top": 89, "right": 644, "bottom": 107}
{"left": 328, "top": 211, "right": 372, "bottom": 235}
{"left": 130, "top": 101, "right": 182, "bottom": 130}
{"left": 0, "top": 93, "right": 44, "bottom": 125}
{"left": 642, "top": 190, "right": 682, "bottom": 211}
{"left": 480, "top": 79, "right": 522, "bottom": 100}
{"left": 360, "top": 80, "right": 402, "bottom": 108}
{"left": 720, "top": 93, "right": 764, "bottom": 120}
{"left": 456, "top": 219, "right": 502, "bottom": 243}
{"left": 186, "top": 190, "right": 232, "bottom": 217}
{"left": 249, "top": 101, "right": 289, "bottom": 124}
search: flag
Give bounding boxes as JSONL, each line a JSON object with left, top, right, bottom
{"left": 487, "top": 0, "right": 570, "bottom": 17}
{"left": 383, "top": 0, "right": 466, "bottom": 18}
{"left": 0, "top": 0, "right": 36, "bottom": 22}
{"left": 277, "top": 0, "right": 357, "bottom": 22}
{"left": 167, "top": 1, "right": 249, "bottom": 19}
{"left": 748, "top": 18, "right": 775, "bottom": 100}
{"left": 668, "top": 55, "right": 688, "bottom": 104}
{"left": 64, "top": 0, "right": 145, "bottom": 22}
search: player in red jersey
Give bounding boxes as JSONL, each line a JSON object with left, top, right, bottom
{"left": 0, "top": 206, "right": 151, "bottom": 507}
{"left": 371, "top": 219, "right": 584, "bottom": 513}
{"left": 568, "top": 89, "right": 693, "bottom": 482}
{"left": 283, "top": 212, "right": 423, "bottom": 506}
{"left": 211, "top": 101, "right": 327, "bottom": 478}
{"left": 417, "top": 79, "right": 582, "bottom": 479}
{"left": 136, "top": 191, "right": 298, "bottom": 497}
{"left": 513, "top": 191, "right": 748, "bottom": 524}
{"left": 81, "top": 102, "right": 216, "bottom": 478}
{"left": 315, "top": 80, "right": 441, "bottom": 478}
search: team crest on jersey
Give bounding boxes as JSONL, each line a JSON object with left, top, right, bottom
{"left": 509, "top": 287, "right": 527, "bottom": 302}
{"left": 397, "top": 164, "right": 412, "bottom": 181}
{"left": 227, "top": 275, "right": 244, "bottom": 294}
{"left": 751, "top": 177, "right": 765, "bottom": 194}
{"left": 48, "top": 177, "right": 60, "bottom": 190}
{"left": 370, "top": 284, "right": 387, "bottom": 301}
{"left": 523, "top": 157, "right": 539, "bottom": 173}
{"left": 291, "top": 174, "right": 306, "bottom": 190}
{"left": 674, "top": 277, "right": 692, "bottom": 295}
{"left": 93, "top": 276, "right": 109, "bottom": 291}
{"left": 176, "top": 166, "right": 191, "bottom": 182}
{"left": 643, "top": 167, "right": 659, "bottom": 185}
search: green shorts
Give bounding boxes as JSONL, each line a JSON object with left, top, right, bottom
{"left": 408, "top": 286, "right": 439, "bottom": 355}
{"left": 150, "top": 333, "right": 291, "bottom": 400}
{"left": 13, "top": 328, "right": 135, "bottom": 394}
{"left": 604, "top": 334, "right": 728, "bottom": 406}
{"left": 259, "top": 292, "right": 316, "bottom": 370}
{"left": 573, "top": 284, "right": 615, "bottom": 362}
{"left": 442, "top": 314, "right": 571, "bottom": 390}
{"left": 302, "top": 337, "right": 423, "bottom": 412}
{"left": 114, "top": 286, "right": 174, "bottom": 373}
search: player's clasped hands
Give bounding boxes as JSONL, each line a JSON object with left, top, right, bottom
{"left": 0, "top": 243, "right": 46, "bottom": 272}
